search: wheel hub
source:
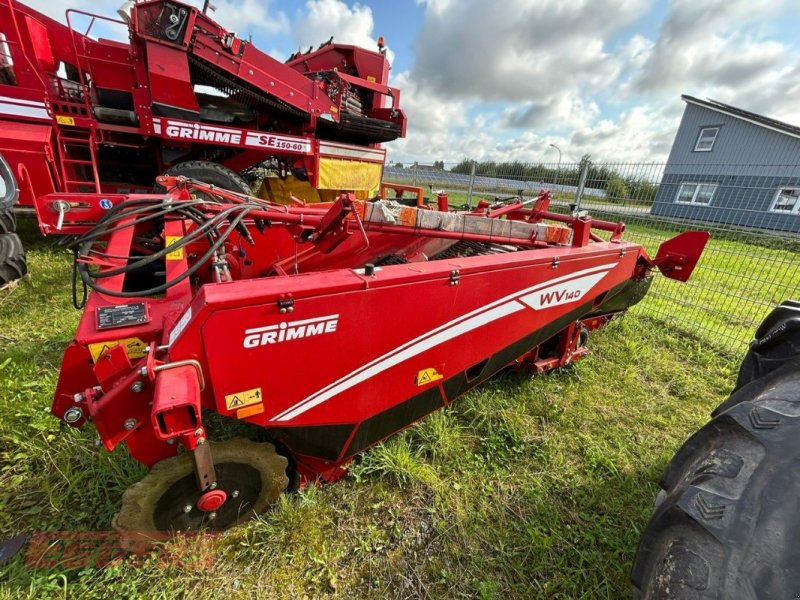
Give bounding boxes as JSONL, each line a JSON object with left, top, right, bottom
{"left": 197, "top": 489, "right": 227, "bottom": 512}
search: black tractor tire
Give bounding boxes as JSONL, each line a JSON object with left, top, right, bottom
{"left": 0, "top": 209, "right": 15, "bottom": 234}
{"left": 632, "top": 343, "right": 800, "bottom": 597}
{"left": 0, "top": 232, "right": 27, "bottom": 285}
{"left": 733, "top": 300, "right": 800, "bottom": 392}
{"left": 154, "top": 160, "right": 252, "bottom": 196}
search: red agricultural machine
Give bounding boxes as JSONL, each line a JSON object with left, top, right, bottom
{"left": 2, "top": 0, "right": 712, "bottom": 536}
{"left": 0, "top": 0, "right": 405, "bottom": 283}
{"left": 37, "top": 175, "right": 708, "bottom": 531}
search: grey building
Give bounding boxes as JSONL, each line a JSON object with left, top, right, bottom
{"left": 650, "top": 95, "right": 800, "bottom": 233}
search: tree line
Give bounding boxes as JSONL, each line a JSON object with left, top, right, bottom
{"left": 447, "top": 157, "right": 659, "bottom": 204}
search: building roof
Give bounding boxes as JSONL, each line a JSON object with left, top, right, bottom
{"left": 682, "top": 95, "right": 800, "bottom": 140}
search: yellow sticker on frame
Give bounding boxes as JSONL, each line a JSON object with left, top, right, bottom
{"left": 225, "top": 387, "right": 263, "bottom": 410}
{"left": 88, "top": 337, "right": 148, "bottom": 362}
{"left": 415, "top": 368, "right": 443, "bottom": 386}
{"left": 56, "top": 115, "right": 75, "bottom": 126}
{"left": 165, "top": 235, "right": 184, "bottom": 260}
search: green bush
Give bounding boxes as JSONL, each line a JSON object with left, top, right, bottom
{"left": 605, "top": 177, "right": 628, "bottom": 202}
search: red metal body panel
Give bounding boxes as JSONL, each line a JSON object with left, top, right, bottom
{"left": 43, "top": 180, "right": 709, "bottom": 487}
{"left": 195, "top": 244, "right": 637, "bottom": 428}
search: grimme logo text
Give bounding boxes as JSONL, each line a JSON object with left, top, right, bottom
{"left": 243, "top": 314, "right": 339, "bottom": 348}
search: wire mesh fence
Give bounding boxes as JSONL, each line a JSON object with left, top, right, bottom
{"left": 384, "top": 160, "right": 800, "bottom": 354}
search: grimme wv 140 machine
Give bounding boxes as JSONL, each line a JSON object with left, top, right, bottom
{"left": 38, "top": 176, "right": 708, "bottom": 532}
{"left": 2, "top": 0, "right": 710, "bottom": 533}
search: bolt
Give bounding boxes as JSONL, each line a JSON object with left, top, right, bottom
{"left": 166, "top": 438, "right": 176, "bottom": 445}
{"left": 279, "top": 307, "right": 287, "bottom": 314}
{"left": 197, "top": 437, "right": 206, "bottom": 445}
{"left": 139, "top": 367, "right": 148, "bottom": 377}
{"left": 231, "top": 490, "right": 239, "bottom": 498}
{"left": 208, "top": 512, "right": 217, "bottom": 520}
{"left": 73, "top": 393, "right": 85, "bottom": 403}
{"left": 209, "top": 482, "right": 218, "bottom": 490}
{"left": 63, "top": 407, "right": 83, "bottom": 424}
{"left": 194, "top": 428, "right": 204, "bottom": 437}
{"left": 131, "top": 381, "right": 145, "bottom": 393}
{"left": 123, "top": 418, "right": 137, "bottom": 431}
{"left": 183, "top": 505, "right": 192, "bottom": 513}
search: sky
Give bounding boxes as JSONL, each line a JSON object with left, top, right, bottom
{"left": 23, "top": 0, "right": 800, "bottom": 165}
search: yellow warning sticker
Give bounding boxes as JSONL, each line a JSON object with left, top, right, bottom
{"left": 367, "top": 75, "right": 377, "bottom": 82}
{"left": 88, "top": 337, "right": 148, "bottom": 363}
{"left": 56, "top": 115, "right": 75, "bottom": 126}
{"left": 225, "top": 387, "right": 263, "bottom": 411}
{"left": 415, "top": 367, "right": 443, "bottom": 386}
{"left": 165, "top": 235, "right": 184, "bottom": 260}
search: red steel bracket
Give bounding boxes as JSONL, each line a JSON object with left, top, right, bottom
{"left": 654, "top": 231, "right": 711, "bottom": 282}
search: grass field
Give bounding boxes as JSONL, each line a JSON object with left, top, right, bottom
{"left": 0, "top": 218, "right": 762, "bottom": 599}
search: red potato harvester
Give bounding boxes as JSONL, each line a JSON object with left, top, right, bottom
{"left": 37, "top": 178, "right": 709, "bottom": 532}
{"left": 0, "top": 0, "right": 407, "bottom": 283}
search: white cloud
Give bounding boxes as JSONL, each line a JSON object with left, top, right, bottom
{"left": 632, "top": 0, "right": 788, "bottom": 95}
{"left": 411, "top": 0, "right": 647, "bottom": 102}
{"left": 207, "top": 0, "right": 289, "bottom": 36}
{"left": 20, "top": 0, "right": 288, "bottom": 41}
{"left": 290, "top": 0, "right": 393, "bottom": 64}
{"left": 389, "top": 0, "right": 800, "bottom": 165}
{"left": 501, "top": 94, "right": 601, "bottom": 130}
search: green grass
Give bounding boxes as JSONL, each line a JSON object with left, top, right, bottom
{"left": 590, "top": 210, "right": 800, "bottom": 352}
{"left": 0, "top": 218, "right": 756, "bottom": 599}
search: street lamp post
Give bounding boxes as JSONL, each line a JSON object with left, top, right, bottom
{"left": 549, "top": 143, "right": 562, "bottom": 193}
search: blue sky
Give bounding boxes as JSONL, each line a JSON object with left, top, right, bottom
{"left": 27, "top": 0, "right": 800, "bottom": 165}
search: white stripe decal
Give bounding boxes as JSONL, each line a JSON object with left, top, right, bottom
{"left": 274, "top": 302, "right": 523, "bottom": 422}
{"left": 0, "top": 95, "right": 46, "bottom": 108}
{"left": 270, "top": 262, "right": 618, "bottom": 422}
{"left": 0, "top": 102, "right": 49, "bottom": 120}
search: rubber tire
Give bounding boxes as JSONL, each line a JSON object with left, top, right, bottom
{"left": 0, "top": 208, "right": 15, "bottom": 234}
{"left": 0, "top": 232, "right": 27, "bottom": 285}
{"left": 631, "top": 357, "right": 800, "bottom": 599}
{"left": 155, "top": 160, "right": 252, "bottom": 195}
{"left": 112, "top": 439, "right": 288, "bottom": 533}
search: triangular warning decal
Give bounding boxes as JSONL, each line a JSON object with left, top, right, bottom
{"left": 224, "top": 387, "right": 264, "bottom": 411}
{"left": 415, "top": 368, "right": 443, "bottom": 386}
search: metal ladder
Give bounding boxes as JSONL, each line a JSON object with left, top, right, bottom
{"left": 56, "top": 127, "right": 101, "bottom": 193}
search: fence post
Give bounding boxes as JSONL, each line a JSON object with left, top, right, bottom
{"left": 412, "top": 162, "right": 418, "bottom": 187}
{"left": 466, "top": 161, "right": 477, "bottom": 209}
{"left": 575, "top": 161, "right": 589, "bottom": 210}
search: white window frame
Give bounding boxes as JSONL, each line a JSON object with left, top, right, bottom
{"left": 0, "top": 33, "right": 12, "bottom": 67}
{"left": 694, "top": 127, "right": 719, "bottom": 152}
{"left": 675, "top": 182, "right": 717, "bottom": 206}
{"left": 769, "top": 187, "right": 800, "bottom": 214}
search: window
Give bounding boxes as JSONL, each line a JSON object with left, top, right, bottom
{"left": 694, "top": 127, "right": 719, "bottom": 152}
{"left": 770, "top": 188, "right": 800, "bottom": 214}
{"left": 675, "top": 183, "right": 717, "bottom": 205}
{"left": 0, "top": 33, "right": 16, "bottom": 85}
{"left": 0, "top": 154, "right": 18, "bottom": 207}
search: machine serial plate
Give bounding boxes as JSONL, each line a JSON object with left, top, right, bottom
{"left": 96, "top": 303, "right": 149, "bottom": 330}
